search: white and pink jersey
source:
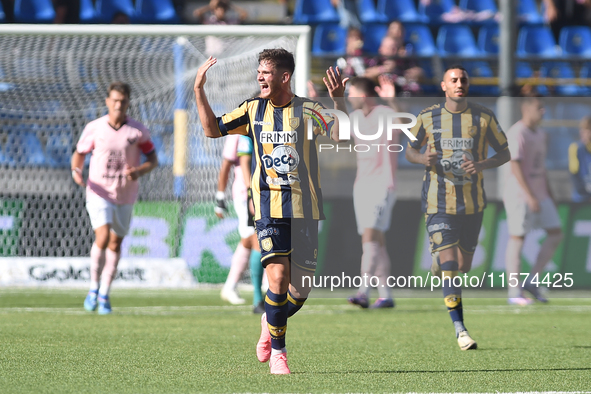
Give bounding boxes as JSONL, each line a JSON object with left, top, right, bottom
{"left": 222, "top": 134, "right": 248, "bottom": 201}
{"left": 76, "top": 115, "right": 155, "bottom": 205}
{"left": 503, "top": 120, "right": 549, "bottom": 202}
{"left": 352, "top": 106, "right": 400, "bottom": 192}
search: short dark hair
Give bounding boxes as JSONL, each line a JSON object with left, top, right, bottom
{"left": 259, "top": 48, "right": 295, "bottom": 75}
{"left": 443, "top": 64, "right": 468, "bottom": 77}
{"left": 349, "top": 77, "right": 378, "bottom": 97}
{"left": 107, "top": 81, "right": 131, "bottom": 98}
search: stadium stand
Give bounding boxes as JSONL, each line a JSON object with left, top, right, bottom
{"left": 460, "top": 0, "right": 497, "bottom": 14}
{"left": 538, "top": 62, "right": 582, "bottom": 96}
{"left": 517, "top": 25, "right": 558, "bottom": 58}
{"left": 405, "top": 23, "right": 436, "bottom": 56}
{"left": 377, "top": 0, "right": 425, "bottom": 23}
{"left": 361, "top": 23, "right": 388, "bottom": 54}
{"left": 559, "top": 26, "right": 591, "bottom": 58}
{"left": 4, "top": 131, "right": 46, "bottom": 167}
{"left": 418, "top": 0, "right": 455, "bottom": 24}
{"left": 518, "top": 0, "right": 544, "bottom": 24}
{"left": 313, "top": 23, "right": 347, "bottom": 55}
{"left": 436, "top": 24, "right": 480, "bottom": 57}
{"left": 293, "top": 0, "right": 339, "bottom": 25}
{"left": 79, "top": 0, "right": 99, "bottom": 23}
{"left": 357, "top": 0, "right": 387, "bottom": 24}
{"left": 95, "top": 0, "right": 136, "bottom": 23}
{"left": 0, "top": 1, "right": 5, "bottom": 22}
{"left": 463, "top": 60, "right": 499, "bottom": 96}
{"left": 135, "top": 0, "right": 180, "bottom": 24}
{"left": 13, "top": 0, "right": 56, "bottom": 23}
{"left": 478, "top": 24, "right": 499, "bottom": 55}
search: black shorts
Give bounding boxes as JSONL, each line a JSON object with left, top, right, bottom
{"left": 425, "top": 212, "right": 484, "bottom": 254}
{"left": 255, "top": 217, "right": 319, "bottom": 273}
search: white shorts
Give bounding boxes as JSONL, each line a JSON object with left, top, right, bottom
{"left": 504, "top": 196, "right": 561, "bottom": 237}
{"left": 234, "top": 197, "right": 255, "bottom": 239}
{"left": 353, "top": 186, "right": 396, "bottom": 235}
{"left": 86, "top": 192, "right": 134, "bottom": 237}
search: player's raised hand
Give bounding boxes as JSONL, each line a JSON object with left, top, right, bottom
{"left": 194, "top": 56, "right": 217, "bottom": 91}
{"left": 461, "top": 154, "right": 482, "bottom": 175}
{"left": 375, "top": 74, "right": 396, "bottom": 99}
{"left": 323, "top": 66, "right": 349, "bottom": 98}
{"left": 423, "top": 144, "right": 438, "bottom": 166}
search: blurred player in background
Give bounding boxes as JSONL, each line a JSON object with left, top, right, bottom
{"left": 346, "top": 76, "right": 400, "bottom": 309}
{"left": 406, "top": 65, "right": 510, "bottom": 350}
{"left": 194, "top": 49, "right": 347, "bottom": 374}
{"left": 569, "top": 116, "right": 591, "bottom": 203}
{"left": 215, "top": 134, "right": 265, "bottom": 313}
{"left": 503, "top": 96, "right": 563, "bottom": 305}
{"left": 71, "top": 81, "right": 158, "bottom": 314}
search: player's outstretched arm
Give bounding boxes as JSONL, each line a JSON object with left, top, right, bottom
{"left": 323, "top": 66, "right": 349, "bottom": 142}
{"left": 71, "top": 151, "right": 86, "bottom": 187}
{"left": 194, "top": 56, "right": 222, "bottom": 138}
{"left": 461, "top": 147, "right": 510, "bottom": 175}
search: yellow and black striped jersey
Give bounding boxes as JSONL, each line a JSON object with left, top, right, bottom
{"left": 409, "top": 102, "right": 508, "bottom": 215}
{"left": 217, "top": 96, "right": 333, "bottom": 220}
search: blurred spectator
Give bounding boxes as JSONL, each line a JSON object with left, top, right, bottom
{"left": 331, "top": 0, "right": 360, "bottom": 28}
{"left": 543, "top": 0, "right": 591, "bottom": 42}
{"left": 194, "top": 0, "right": 248, "bottom": 25}
{"left": 386, "top": 21, "right": 413, "bottom": 56}
{"left": 364, "top": 34, "right": 424, "bottom": 96}
{"left": 111, "top": 11, "right": 130, "bottom": 24}
{"left": 336, "top": 28, "right": 366, "bottom": 78}
{"left": 53, "top": 0, "right": 79, "bottom": 24}
{"left": 569, "top": 116, "right": 591, "bottom": 203}
{"left": 420, "top": 0, "right": 498, "bottom": 23}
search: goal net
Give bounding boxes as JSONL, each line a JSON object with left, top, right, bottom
{"left": 0, "top": 24, "right": 310, "bottom": 284}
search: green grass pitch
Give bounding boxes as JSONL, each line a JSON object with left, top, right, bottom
{"left": 0, "top": 288, "right": 590, "bottom": 393}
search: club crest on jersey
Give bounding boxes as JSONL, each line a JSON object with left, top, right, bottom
{"left": 468, "top": 126, "right": 478, "bottom": 137}
{"left": 262, "top": 145, "right": 299, "bottom": 174}
{"left": 431, "top": 232, "right": 443, "bottom": 245}
{"left": 261, "top": 237, "right": 273, "bottom": 252}
{"left": 289, "top": 117, "right": 300, "bottom": 129}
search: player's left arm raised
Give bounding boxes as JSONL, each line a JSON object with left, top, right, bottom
{"left": 194, "top": 56, "right": 222, "bottom": 138}
{"left": 323, "top": 66, "right": 349, "bottom": 142}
